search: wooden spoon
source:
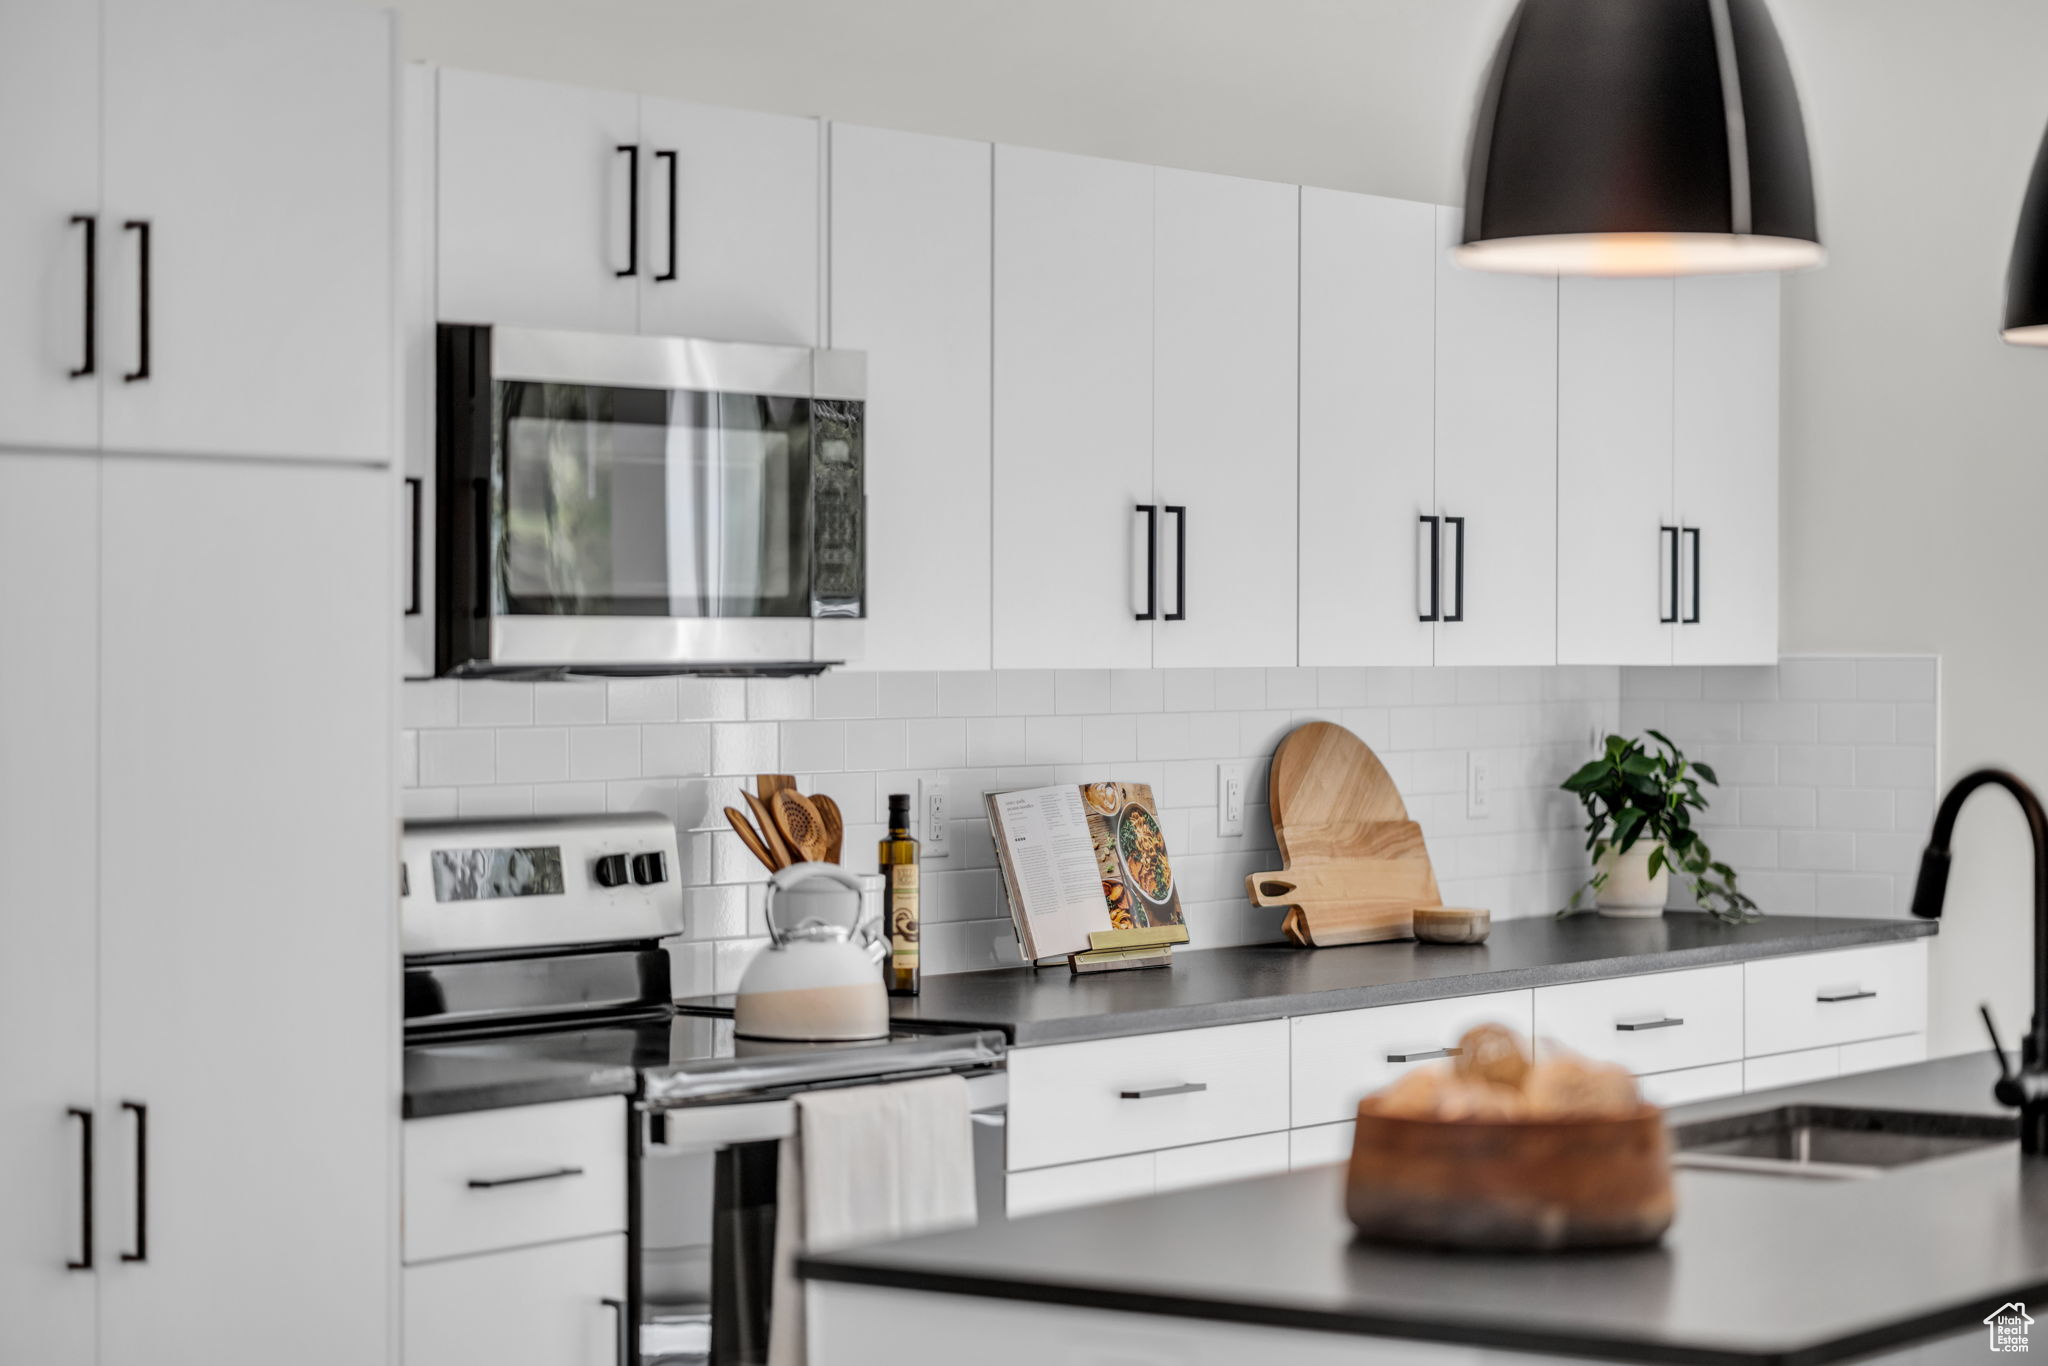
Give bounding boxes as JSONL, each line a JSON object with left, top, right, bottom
{"left": 724, "top": 806, "right": 781, "bottom": 873}
{"left": 770, "top": 789, "right": 831, "bottom": 863}
{"left": 811, "top": 793, "right": 845, "bottom": 863}
{"left": 757, "top": 773, "right": 796, "bottom": 800}
{"left": 743, "top": 790, "right": 794, "bottom": 868}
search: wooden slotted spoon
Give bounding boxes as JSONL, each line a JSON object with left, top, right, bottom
{"left": 770, "top": 789, "right": 831, "bottom": 863}
{"left": 811, "top": 793, "right": 845, "bottom": 863}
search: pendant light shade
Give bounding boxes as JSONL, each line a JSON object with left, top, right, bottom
{"left": 2002, "top": 123, "right": 2048, "bottom": 344}
{"left": 1458, "top": 0, "right": 1823, "bottom": 276}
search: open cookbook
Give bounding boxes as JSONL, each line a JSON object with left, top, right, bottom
{"left": 985, "top": 782, "right": 1186, "bottom": 961}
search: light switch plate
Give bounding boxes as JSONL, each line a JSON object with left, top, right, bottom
{"left": 922, "top": 777, "right": 951, "bottom": 859}
{"left": 1217, "top": 763, "right": 1246, "bottom": 837}
{"left": 1466, "top": 751, "right": 1491, "bottom": 819}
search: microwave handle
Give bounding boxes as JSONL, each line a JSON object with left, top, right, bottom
{"left": 471, "top": 479, "right": 491, "bottom": 618}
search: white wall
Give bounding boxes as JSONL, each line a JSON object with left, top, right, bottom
{"left": 382, "top": 0, "right": 2048, "bottom": 1052}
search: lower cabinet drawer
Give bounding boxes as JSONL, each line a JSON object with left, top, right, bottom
{"left": 1842, "top": 1032, "right": 1927, "bottom": 1074}
{"left": 1290, "top": 990, "right": 1532, "bottom": 1128}
{"left": 1006, "top": 1152, "right": 1155, "bottom": 1218}
{"left": 1534, "top": 966, "right": 1743, "bottom": 1075}
{"left": 1638, "top": 1061, "right": 1745, "bottom": 1107}
{"left": 1745, "top": 941, "right": 1929, "bottom": 1056}
{"left": 1745, "top": 1045, "right": 1842, "bottom": 1092}
{"left": 1006, "top": 1020, "right": 1289, "bottom": 1171}
{"left": 404, "top": 1097, "right": 628, "bottom": 1264}
{"left": 1153, "top": 1131, "right": 1290, "bottom": 1193}
{"left": 404, "top": 1233, "right": 626, "bottom": 1366}
{"left": 1288, "top": 1121, "right": 1356, "bottom": 1170}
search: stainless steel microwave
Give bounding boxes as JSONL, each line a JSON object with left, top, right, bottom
{"left": 434, "top": 324, "right": 865, "bottom": 678}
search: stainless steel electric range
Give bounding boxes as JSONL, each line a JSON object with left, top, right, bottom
{"left": 401, "top": 815, "right": 1007, "bottom": 1366}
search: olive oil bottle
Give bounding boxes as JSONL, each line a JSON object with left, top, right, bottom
{"left": 880, "top": 793, "right": 920, "bottom": 995}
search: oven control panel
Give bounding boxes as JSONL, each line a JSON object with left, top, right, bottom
{"left": 400, "top": 813, "right": 684, "bottom": 956}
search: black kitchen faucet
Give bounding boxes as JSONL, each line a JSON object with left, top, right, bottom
{"left": 1910, "top": 767, "right": 2048, "bottom": 1154}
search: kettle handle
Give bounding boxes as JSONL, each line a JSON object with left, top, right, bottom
{"left": 764, "top": 862, "right": 867, "bottom": 944}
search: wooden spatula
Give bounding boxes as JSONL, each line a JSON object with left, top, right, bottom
{"left": 771, "top": 789, "right": 831, "bottom": 863}
{"left": 811, "top": 793, "right": 845, "bottom": 863}
{"left": 724, "top": 806, "right": 781, "bottom": 872}
{"left": 744, "top": 790, "right": 794, "bottom": 867}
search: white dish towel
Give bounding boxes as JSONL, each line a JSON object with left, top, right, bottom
{"left": 768, "top": 1074, "right": 978, "bottom": 1366}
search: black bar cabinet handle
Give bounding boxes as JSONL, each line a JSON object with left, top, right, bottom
{"left": 615, "top": 144, "right": 639, "bottom": 278}
{"left": 404, "top": 477, "right": 423, "bottom": 616}
{"left": 1386, "top": 1046, "right": 1463, "bottom": 1064}
{"left": 603, "top": 1297, "right": 629, "bottom": 1366}
{"left": 120, "top": 1101, "right": 146, "bottom": 1263}
{"left": 69, "top": 214, "right": 95, "bottom": 379}
{"left": 1683, "top": 526, "right": 1701, "bottom": 624}
{"left": 121, "top": 221, "right": 149, "bottom": 383}
{"left": 1660, "top": 525, "right": 1680, "bottom": 624}
{"left": 466, "top": 1165, "right": 586, "bottom": 1190}
{"left": 1617, "top": 1016, "right": 1685, "bottom": 1032}
{"left": 472, "top": 479, "right": 492, "bottom": 619}
{"left": 1134, "top": 504, "right": 1156, "bottom": 621}
{"left": 1419, "top": 514, "right": 1441, "bottom": 622}
{"left": 1163, "top": 505, "right": 1187, "bottom": 622}
{"left": 1119, "top": 1082, "right": 1207, "bottom": 1100}
{"left": 1817, "top": 988, "right": 1877, "bottom": 1003}
{"left": 67, "top": 1108, "right": 93, "bottom": 1271}
{"left": 653, "top": 149, "right": 678, "bottom": 282}
{"left": 1443, "top": 515, "right": 1466, "bottom": 623}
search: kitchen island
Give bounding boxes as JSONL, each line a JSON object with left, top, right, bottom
{"left": 802, "top": 1054, "right": 2040, "bottom": 1365}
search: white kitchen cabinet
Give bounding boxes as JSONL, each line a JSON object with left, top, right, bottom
{"left": 1153, "top": 1131, "right": 1292, "bottom": 1192}
{"left": 1673, "top": 272, "right": 1780, "bottom": 665}
{"left": 991, "top": 145, "right": 1155, "bottom": 669}
{"left": 829, "top": 123, "right": 992, "bottom": 671}
{"left": 99, "top": 0, "right": 393, "bottom": 464}
{"left": 1288, "top": 1121, "right": 1357, "bottom": 1170}
{"left": 1556, "top": 276, "right": 1677, "bottom": 666}
{"left": 1432, "top": 206, "right": 1558, "bottom": 666}
{"left": 1532, "top": 964, "right": 1743, "bottom": 1076}
{"left": 437, "top": 68, "right": 642, "bottom": 333}
{"left": 1744, "top": 1045, "right": 1841, "bottom": 1092}
{"left": 1290, "top": 990, "right": 1534, "bottom": 1128}
{"left": 637, "top": 97, "right": 820, "bottom": 346}
{"left": 405, "top": 1234, "right": 628, "bottom": 1366}
{"left": 0, "top": 2, "right": 100, "bottom": 452}
{"left": 1744, "top": 941, "right": 1928, "bottom": 1057}
{"left": 1148, "top": 168, "right": 1298, "bottom": 668}
{"left": 1298, "top": 189, "right": 1438, "bottom": 667}
{"left": 1841, "top": 1032, "right": 1928, "bottom": 1074}
{"left": 400, "top": 63, "right": 438, "bottom": 678}
{"left": 405, "top": 1098, "right": 628, "bottom": 1264}
{"left": 1006, "top": 1152, "right": 1157, "bottom": 1219}
{"left": 0, "top": 453, "right": 99, "bottom": 1365}
{"left": 96, "top": 458, "right": 394, "bottom": 1366}
{"left": 1637, "top": 1062, "right": 1746, "bottom": 1107}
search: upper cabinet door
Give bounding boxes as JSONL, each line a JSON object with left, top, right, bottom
{"left": 0, "top": 2, "right": 99, "bottom": 452}
{"left": 1149, "top": 168, "right": 1298, "bottom": 669}
{"left": 100, "top": 0, "right": 394, "bottom": 464}
{"left": 829, "top": 124, "right": 992, "bottom": 671}
{"left": 1298, "top": 189, "right": 1436, "bottom": 667}
{"left": 991, "top": 146, "right": 1154, "bottom": 670}
{"left": 437, "top": 69, "right": 641, "bottom": 333}
{"left": 1674, "top": 273, "right": 1780, "bottom": 665}
{"left": 1433, "top": 206, "right": 1558, "bottom": 666}
{"left": 0, "top": 453, "right": 98, "bottom": 1366}
{"left": 98, "top": 458, "right": 393, "bottom": 1366}
{"left": 1557, "top": 276, "right": 1676, "bottom": 665}
{"left": 637, "top": 99, "right": 820, "bottom": 345}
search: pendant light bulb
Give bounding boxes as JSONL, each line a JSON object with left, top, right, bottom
{"left": 1457, "top": 0, "right": 1823, "bottom": 277}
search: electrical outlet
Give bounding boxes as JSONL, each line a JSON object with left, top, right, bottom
{"left": 1466, "top": 751, "right": 1492, "bottom": 819}
{"left": 1216, "top": 763, "right": 1246, "bottom": 837}
{"left": 922, "top": 777, "right": 951, "bottom": 860}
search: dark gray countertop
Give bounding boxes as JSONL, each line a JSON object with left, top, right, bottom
{"left": 403, "top": 1039, "right": 639, "bottom": 1119}
{"left": 803, "top": 1054, "right": 2044, "bottom": 1365}
{"left": 688, "top": 914, "right": 1935, "bottom": 1046}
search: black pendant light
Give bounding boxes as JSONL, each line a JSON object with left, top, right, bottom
{"left": 1458, "top": 0, "right": 1823, "bottom": 276}
{"left": 2003, "top": 123, "right": 2048, "bottom": 344}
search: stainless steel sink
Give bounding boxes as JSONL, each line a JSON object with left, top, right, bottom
{"left": 1670, "top": 1105, "right": 2013, "bottom": 1179}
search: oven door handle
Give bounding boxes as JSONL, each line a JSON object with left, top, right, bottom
{"left": 602, "top": 1296, "right": 628, "bottom": 1366}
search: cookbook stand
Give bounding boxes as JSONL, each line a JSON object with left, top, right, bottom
{"left": 1061, "top": 924, "right": 1187, "bottom": 975}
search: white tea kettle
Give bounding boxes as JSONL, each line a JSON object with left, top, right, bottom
{"left": 733, "top": 863, "right": 889, "bottom": 1042}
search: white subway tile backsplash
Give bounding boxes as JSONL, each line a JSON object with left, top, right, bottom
{"left": 1621, "top": 666, "right": 1701, "bottom": 701}
{"left": 1701, "top": 666, "right": 1777, "bottom": 702}
{"left": 1164, "top": 669, "right": 1217, "bottom": 712}
{"left": 1819, "top": 787, "right": 1894, "bottom": 831}
{"left": 1696, "top": 744, "right": 1777, "bottom": 787}
{"left": 1856, "top": 746, "right": 1932, "bottom": 789}
{"left": 1023, "top": 715, "right": 1083, "bottom": 765}
{"left": 744, "top": 677, "right": 814, "bottom": 721}
{"left": 1895, "top": 703, "right": 1937, "bottom": 746}
{"left": 1316, "top": 668, "right": 1371, "bottom": 708}
{"left": 1266, "top": 668, "right": 1317, "bottom": 709}
{"left": 607, "top": 678, "right": 677, "bottom": 724}
{"left": 1775, "top": 658, "right": 1857, "bottom": 701}
{"left": 965, "top": 716, "right": 1026, "bottom": 767}
{"left": 845, "top": 720, "right": 907, "bottom": 772}
{"left": 403, "top": 787, "right": 459, "bottom": 820}
{"left": 1817, "top": 702, "right": 1894, "bottom": 745}
{"left": 1741, "top": 786, "right": 1816, "bottom": 829}
{"left": 1080, "top": 713, "right": 1138, "bottom": 764}
{"left": 876, "top": 671, "right": 940, "bottom": 719}
{"left": 905, "top": 718, "right": 969, "bottom": 769}
{"left": 459, "top": 680, "right": 534, "bottom": 728}
{"left": 420, "top": 728, "right": 495, "bottom": 786}
{"left": 532, "top": 782, "right": 608, "bottom": 816}
{"left": 1856, "top": 657, "right": 1937, "bottom": 702}
{"left": 1778, "top": 829, "right": 1856, "bottom": 872}
{"left": 570, "top": 725, "right": 642, "bottom": 780}
{"left": 676, "top": 678, "right": 746, "bottom": 722}
{"left": 1212, "top": 668, "right": 1266, "bottom": 710}
{"left": 404, "top": 680, "right": 458, "bottom": 729}
{"left": 710, "top": 722, "right": 779, "bottom": 775}
{"left": 398, "top": 729, "right": 419, "bottom": 788}
{"left": 459, "top": 785, "right": 533, "bottom": 818}
{"left": 1855, "top": 832, "right": 1923, "bottom": 875}
{"left": 814, "top": 671, "right": 879, "bottom": 719}
{"left": 533, "top": 681, "right": 608, "bottom": 725}
{"left": 1055, "top": 670, "right": 1111, "bottom": 715}
{"left": 1665, "top": 701, "right": 1741, "bottom": 744}
{"left": 939, "top": 671, "right": 998, "bottom": 717}
{"left": 996, "top": 669, "right": 1056, "bottom": 716}
{"left": 642, "top": 723, "right": 712, "bottom": 778}
{"left": 496, "top": 727, "right": 570, "bottom": 784}
{"left": 1776, "top": 745, "right": 1854, "bottom": 788}
{"left": 1740, "top": 701, "right": 1818, "bottom": 744}
{"left": 781, "top": 720, "right": 847, "bottom": 773}
{"left": 1109, "top": 669, "right": 1166, "bottom": 713}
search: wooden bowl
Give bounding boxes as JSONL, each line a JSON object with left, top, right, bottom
{"left": 1413, "top": 906, "right": 1490, "bottom": 944}
{"left": 1345, "top": 1100, "right": 1674, "bottom": 1251}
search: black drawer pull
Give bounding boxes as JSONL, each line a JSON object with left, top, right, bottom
{"left": 615, "top": 144, "right": 639, "bottom": 277}
{"left": 1443, "top": 515, "right": 1466, "bottom": 622}
{"left": 1617, "top": 1016, "right": 1685, "bottom": 1032}
{"left": 1683, "top": 525, "right": 1702, "bottom": 624}
{"left": 120, "top": 1101, "right": 146, "bottom": 1263}
{"left": 1163, "top": 504, "right": 1187, "bottom": 622}
{"left": 69, "top": 214, "right": 96, "bottom": 378}
{"left": 1134, "top": 504, "right": 1157, "bottom": 621}
{"left": 1419, "top": 514, "right": 1441, "bottom": 622}
{"left": 653, "top": 148, "right": 678, "bottom": 282}
{"left": 466, "top": 1165, "right": 586, "bottom": 1189}
{"left": 1817, "top": 988, "right": 1877, "bottom": 1004}
{"left": 1660, "top": 525, "right": 1680, "bottom": 624}
{"left": 67, "top": 1108, "right": 93, "bottom": 1271}
{"left": 403, "top": 476, "right": 423, "bottom": 616}
{"left": 1386, "top": 1046, "right": 1463, "bottom": 1064}
{"left": 1118, "top": 1083, "right": 1206, "bottom": 1101}
{"left": 121, "top": 221, "right": 150, "bottom": 383}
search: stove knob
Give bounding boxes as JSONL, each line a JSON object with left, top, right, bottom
{"left": 632, "top": 851, "right": 669, "bottom": 886}
{"left": 593, "top": 853, "right": 630, "bottom": 888}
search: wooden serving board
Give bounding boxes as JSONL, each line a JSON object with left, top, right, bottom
{"left": 1250, "top": 723, "right": 1447, "bottom": 947}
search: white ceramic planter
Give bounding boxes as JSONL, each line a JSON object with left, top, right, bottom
{"left": 1594, "top": 841, "right": 1670, "bottom": 917}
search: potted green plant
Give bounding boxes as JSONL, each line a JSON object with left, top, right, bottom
{"left": 1560, "top": 730, "right": 1759, "bottom": 922}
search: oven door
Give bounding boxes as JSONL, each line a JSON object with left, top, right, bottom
{"left": 437, "top": 325, "right": 864, "bottom": 677}
{"left": 636, "top": 1072, "right": 1006, "bottom": 1366}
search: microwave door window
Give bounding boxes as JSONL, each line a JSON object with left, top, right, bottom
{"left": 664, "top": 391, "right": 810, "bottom": 618}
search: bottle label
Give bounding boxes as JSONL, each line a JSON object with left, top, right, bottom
{"left": 889, "top": 864, "right": 920, "bottom": 966}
